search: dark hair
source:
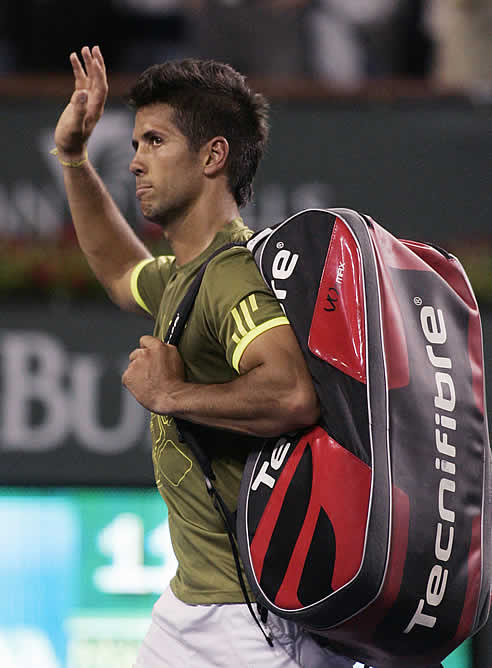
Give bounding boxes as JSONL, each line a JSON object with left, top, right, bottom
{"left": 127, "top": 59, "right": 270, "bottom": 208}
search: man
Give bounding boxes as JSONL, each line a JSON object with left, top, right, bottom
{"left": 53, "top": 46, "right": 361, "bottom": 666}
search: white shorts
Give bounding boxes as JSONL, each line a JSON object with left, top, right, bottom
{"left": 134, "top": 587, "right": 360, "bottom": 667}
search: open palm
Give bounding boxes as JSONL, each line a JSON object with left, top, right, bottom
{"left": 54, "top": 46, "right": 108, "bottom": 159}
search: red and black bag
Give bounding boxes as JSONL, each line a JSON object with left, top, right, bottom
{"left": 236, "top": 208, "right": 491, "bottom": 667}
{"left": 167, "top": 208, "right": 491, "bottom": 667}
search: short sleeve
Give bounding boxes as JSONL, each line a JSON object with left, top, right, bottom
{"left": 130, "top": 255, "right": 175, "bottom": 318}
{"left": 201, "top": 248, "right": 289, "bottom": 372}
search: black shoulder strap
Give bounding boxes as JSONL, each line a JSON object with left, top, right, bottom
{"left": 164, "top": 242, "right": 238, "bottom": 347}
{"left": 161, "top": 239, "right": 273, "bottom": 646}
{"left": 163, "top": 242, "right": 238, "bottom": 481}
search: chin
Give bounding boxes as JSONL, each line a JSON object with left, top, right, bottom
{"left": 145, "top": 203, "right": 187, "bottom": 229}
{"left": 141, "top": 204, "right": 161, "bottom": 224}
{"left": 142, "top": 210, "right": 171, "bottom": 230}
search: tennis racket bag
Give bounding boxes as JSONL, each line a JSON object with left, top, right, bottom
{"left": 235, "top": 208, "right": 491, "bottom": 667}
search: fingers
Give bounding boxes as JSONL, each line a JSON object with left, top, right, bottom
{"left": 129, "top": 347, "right": 146, "bottom": 362}
{"left": 70, "top": 46, "right": 107, "bottom": 92}
{"left": 139, "top": 335, "right": 164, "bottom": 349}
{"left": 81, "top": 46, "right": 96, "bottom": 83}
{"left": 128, "top": 340, "right": 160, "bottom": 360}
{"left": 128, "top": 337, "right": 175, "bottom": 362}
{"left": 67, "top": 45, "right": 107, "bottom": 134}
{"left": 70, "top": 51, "right": 88, "bottom": 90}
{"left": 92, "top": 45, "right": 106, "bottom": 76}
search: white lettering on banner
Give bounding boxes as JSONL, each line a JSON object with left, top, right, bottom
{"left": 38, "top": 113, "right": 136, "bottom": 239}
{"left": 0, "top": 182, "right": 62, "bottom": 238}
{"left": 405, "top": 305, "right": 457, "bottom": 635}
{"left": 71, "top": 355, "right": 146, "bottom": 453}
{"left": 2, "top": 332, "right": 69, "bottom": 449}
{"left": 0, "top": 332, "right": 147, "bottom": 454}
{"left": 3, "top": 113, "right": 333, "bottom": 240}
{"left": 0, "top": 112, "right": 137, "bottom": 240}
{"left": 94, "top": 514, "right": 178, "bottom": 595}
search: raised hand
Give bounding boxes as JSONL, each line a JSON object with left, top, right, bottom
{"left": 54, "top": 45, "right": 108, "bottom": 161}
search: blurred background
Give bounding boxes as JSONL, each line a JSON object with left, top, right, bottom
{"left": 0, "top": 0, "right": 491, "bottom": 666}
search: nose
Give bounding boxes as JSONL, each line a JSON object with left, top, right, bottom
{"left": 130, "top": 152, "right": 146, "bottom": 176}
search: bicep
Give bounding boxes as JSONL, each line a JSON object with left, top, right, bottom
{"left": 238, "top": 323, "right": 319, "bottom": 427}
{"left": 238, "top": 323, "right": 308, "bottom": 383}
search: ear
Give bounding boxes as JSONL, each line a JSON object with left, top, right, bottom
{"left": 203, "top": 137, "right": 229, "bottom": 176}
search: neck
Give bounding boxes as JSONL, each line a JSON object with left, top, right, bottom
{"left": 165, "top": 193, "right": 241, "bottom": 266}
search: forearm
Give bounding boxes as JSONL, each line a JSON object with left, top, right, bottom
{"left": 166, "top": 366, "right": 319, "bottom": 438}
{"left": 122, "top": 332, "right": 319, "bottom": 437}
{"left": 62, "top": 160, "right": 151, "bottom": 303}
{"left": 52, "top": 45, "right": 151, "bottom": 308}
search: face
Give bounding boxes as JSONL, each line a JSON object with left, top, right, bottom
{"left": 130, "top": 103, "right": 205, "bottom": 227}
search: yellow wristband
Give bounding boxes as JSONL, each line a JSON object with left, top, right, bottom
{"left": 50, "top": 147, "right": 88, "bottom": 168}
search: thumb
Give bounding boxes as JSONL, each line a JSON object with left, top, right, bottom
{"left": 70, "top": 89, "right": 88, "bottom": 117}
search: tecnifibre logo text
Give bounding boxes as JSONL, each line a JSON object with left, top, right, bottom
{"left": 404, "top": 305, "right": 457, "bottom": 634}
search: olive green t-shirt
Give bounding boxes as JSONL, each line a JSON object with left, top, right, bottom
{"left": 130, "top": 219, "right": 289, "bottom": 603}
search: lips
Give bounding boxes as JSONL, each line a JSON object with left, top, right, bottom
{"left": 136, "top": 185, "right": 152, "bottom": 199}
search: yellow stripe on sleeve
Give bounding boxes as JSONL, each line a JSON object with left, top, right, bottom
{"left": 231, "top": 307, "right": 248, "bottom": 337}
{"left": 232, "top": 316, "right": 290, "bottom": 372}
{"left": 249, "top": 294, "right": 258, "bottom": 312}
{"left": 130, "top": 258, "right": 156, "bottom": 315}
{"left": 240, "top": 300, "right": 256, "bottom": 330}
